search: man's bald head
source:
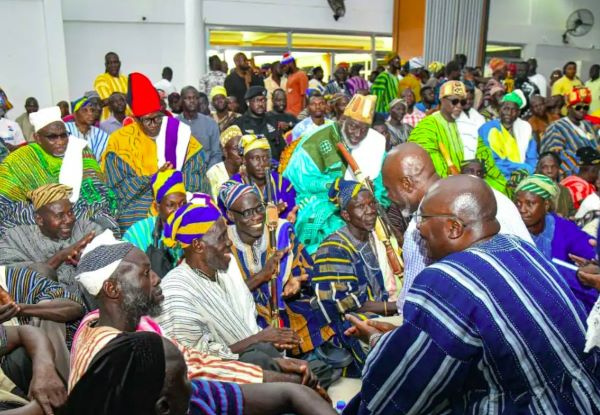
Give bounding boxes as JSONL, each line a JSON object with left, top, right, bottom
{"left": 418, "top": 175, "right": 500, "bottom": 260}
{"left": 426, "top": 175, "right": 497, "bottom": 223}
{"left": 382, "top": 142, "right": 439, "bottom": 216}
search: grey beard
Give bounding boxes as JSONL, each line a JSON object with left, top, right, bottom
{"left": 339, "top": 120, "right": 356, "bottom": 149}
{"left": 120, "top": 281, "right": 162, "bottom": 319}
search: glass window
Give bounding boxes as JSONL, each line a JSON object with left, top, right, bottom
{"left": 209, "top": 30, "right": 288, "bottom": 48}
{"left": 292, "top": 33, "right": 371, "bottom": 51}
{"left": 375, "top": 36, "right": 393, "bottom": 52}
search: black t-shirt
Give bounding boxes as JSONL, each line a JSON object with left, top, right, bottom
{"left": 267, "top": 111, "right": 299, "bottom": 130}
{"left": 233, "top": 113, "right": 286, "bottom": 161}
{"left": 224, "top": 72, "right": 265, "bottom": 114}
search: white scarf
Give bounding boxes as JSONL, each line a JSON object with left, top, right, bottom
{"left": 59, "top": 136, "right": 87, "bottom": 203}
{"left": 511, "top": 118, "right": 533, "bottom": 163}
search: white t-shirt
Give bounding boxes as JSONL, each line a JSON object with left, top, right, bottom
{"left": 153, "top": 78, "right": 177, "bottom": 96}
{"left": 529, "top": 73, "right": 548, "bottom": 98}
{"left": 0, "top": 118, "right": 25, "bottom": 146}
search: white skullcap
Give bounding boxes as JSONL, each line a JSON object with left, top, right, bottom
{"left": 75, "top": 230, "right": 134, "bottom": 296}
{"left": 409, "top": 57, "right": 425, "bottom": 70}
{"left": 29, "top": 106, "right": 63, "bottom": 132}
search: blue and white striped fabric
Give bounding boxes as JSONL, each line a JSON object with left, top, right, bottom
{"left": 346, "top": 234, "right": 600, "bottom": 415}
{"left": 65, "top": 122, "right": 109, "bottom": 162}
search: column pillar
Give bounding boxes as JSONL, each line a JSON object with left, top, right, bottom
{"left": 392, "top": 0, "right": 426, "bottom": 60}
{"left": 184, "top": 0, "right": 205, "bottom": 87}
{"left": 42, "top": 0, "right": 70, "bottom": 103}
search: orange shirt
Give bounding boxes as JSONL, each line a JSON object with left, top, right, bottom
{"left": 286, "top": 70, "right": 309, "bottom": 117}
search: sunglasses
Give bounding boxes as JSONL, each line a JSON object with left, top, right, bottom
{"left": 40, "top": 132, "right": 68, "bottom": 140}
{"left": 445, "top": 97, "right": 467, "bottom": 107}
{"left": 574, "top": 105, "right": 590, "bottom": 111}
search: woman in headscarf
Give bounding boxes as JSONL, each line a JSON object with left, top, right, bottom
{"left": 515, "top": 174, "right": 597, "bottom": 311}
{"left": 536, "top": 151, "right": 576, "bottom": 217}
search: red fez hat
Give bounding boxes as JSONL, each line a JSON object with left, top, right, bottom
{"left": 127, "top": 72, "right": 161, "bottom": 117}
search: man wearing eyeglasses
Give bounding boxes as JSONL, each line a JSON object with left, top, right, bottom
{"left": 541, "top": 86, "right": 598, "bottom": 177}
{"left": 0, "top": 106, "right": 118, "bottom": 238}
{"left": 344, "top": 174, "right": 600, "bottom": 415}
{"left": 220, "top": 180, "right": 334, "bottom": 360}
{"left": 102, "top": 72, "right": 210, "bottom": 233}
{"left": 409, "top": 80, "right": 507, "bottom": 194}
{"left": 382, "top": 143, "right": 532, "bottom": 318}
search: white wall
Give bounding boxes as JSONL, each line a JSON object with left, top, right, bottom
{"left": 61, "top": 0, "right": 187, "bottom": 101}
{"left": 59, "top": 0, "right": 393, "bottom": 107}
{"left": 203, "top": 0, "right": 393, "bottom": 34}
{"left": 1, "top": 0, "right": 69, "bottom": 118}
{"left": 11, "top": 0, "right": 600, "bottom": 116}
{"left": 488, "top": 0, "right": 600, "bottom": 80}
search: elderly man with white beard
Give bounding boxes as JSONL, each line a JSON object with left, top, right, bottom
{"left": 283, "top": 94, "right": 388, "bottom": 254}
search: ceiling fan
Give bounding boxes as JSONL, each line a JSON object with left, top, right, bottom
{"left": 562, "top": 9, "right": 594, "bottom": 44}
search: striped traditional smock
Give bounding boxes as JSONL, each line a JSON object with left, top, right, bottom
{"left": 346, "top": 234, "right": 600, "bottom": 414}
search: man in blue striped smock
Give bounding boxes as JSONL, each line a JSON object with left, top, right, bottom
{"left": 344, "top": 175, "right": 600, "bottom": 415}
{"left": 64, "top": 96, "right": 109, "bottom": 161}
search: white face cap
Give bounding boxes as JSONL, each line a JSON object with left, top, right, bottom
{"left": 29, "top": 106, "right": 63, "bottom": 132}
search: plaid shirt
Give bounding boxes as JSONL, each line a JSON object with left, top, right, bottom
{"left": 402, "top": 108, "right": 426, "bottom": 128}
{"left": 396, "top": 218, "right": 430, "bottom": 316}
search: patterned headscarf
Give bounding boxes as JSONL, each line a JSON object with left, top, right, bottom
{"left": 151, "top": 169, "right": 186, "bottom": 203}
{"left": 567, "top": 86, "right": 592, "bottom": 107}
{"left": 163, "top": 195, "right": 222, "bottom": 248}
{"left": 218, "top": 180, "right": 259, "bottom": 211}
{"left": 489, "top": 58, "right": 506, "bottom": 73}
{"left": 72, "top": 96, "right": 91, "bottom": 113}
{"left": 28, "top": 183, "right": 73, "bottom": 211}
{"left": 328, "top": 177, "right": 364, "bottom": 211}
{"left": 75, "top": 230, "right": 134, "bottom": 296}
{"left": 515, "top": 174, "right": 558, "bottom": 200}
{"left": 220, "top": 125, "right": 243, "bottom": 147}
{"left": 239, "top": 134, "right": 270, "bottom": 155}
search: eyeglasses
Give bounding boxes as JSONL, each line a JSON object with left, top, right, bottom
{"left": 40, "top": 132, "right": 68, "bottom": 141}
{"left": 574, "top": 105, "right": 590, "bottom": 111}
{"left": 230, "top": 203, "right": 266, "bottom": 219}
{"left": 412, "top": 212, "right": 466, "bottom": 226}
{"left": 139, "top": 115, "right": 163, "bottom": 126}
{"left": 445, "top": 97, "right": 467, "bottom": 107}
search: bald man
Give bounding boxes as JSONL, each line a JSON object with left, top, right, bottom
{"left": 382, "top": 143, "right": 532, "bottom": 315}
{"left": 344, "top": 175, "right": 600, "bottom": 415}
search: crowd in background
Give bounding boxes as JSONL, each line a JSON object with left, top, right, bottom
{"left": 1, "top": 46, "right": 600, "bottom": 415}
